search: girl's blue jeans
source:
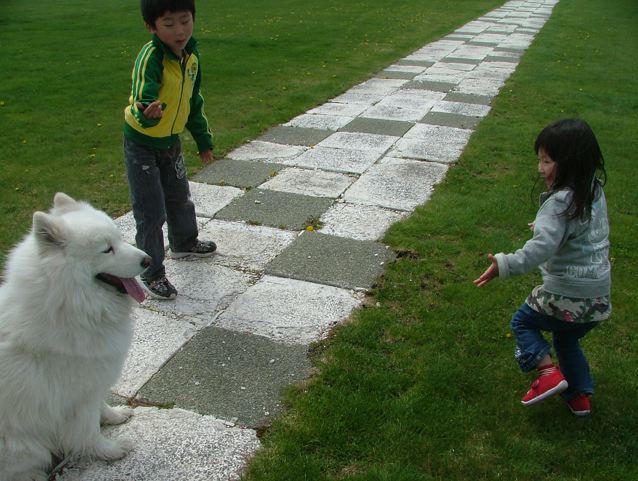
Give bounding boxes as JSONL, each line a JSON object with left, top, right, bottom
{"left": 123, "top": 137, "right": 198, "bottom": 281}
{"left": 510, "top": 303, "right": 598, "bottom": 399}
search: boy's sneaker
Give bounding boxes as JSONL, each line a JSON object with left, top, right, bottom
{"left": 170, "top": 240, "right": 217, "bottom": 259}
{"left": 142, "top": 276, "right": 177, "bottom": 300}
{"left": 567, "top": 394, "right": 591, "bottom": 416}
{"left": 521, "top": 366, "right": 568, "bottom": 405}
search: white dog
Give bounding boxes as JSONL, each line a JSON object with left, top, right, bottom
{"left": 0, "top": 193, "right": 150, "bottom": 481}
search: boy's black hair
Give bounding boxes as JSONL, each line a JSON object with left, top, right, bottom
{"left": 141, "top": 0, "right": 195, "bottom": 27}
{"left": 534, "top": 118, "right": 607, "bottom": 220}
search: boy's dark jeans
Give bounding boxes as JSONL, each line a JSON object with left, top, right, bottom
{"left": 123, "top": 136, "right": 198, "bottom": 281}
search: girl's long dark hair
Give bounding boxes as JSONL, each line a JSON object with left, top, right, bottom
{"left": 534, "top": 118, "right": 607, "bottom": 220}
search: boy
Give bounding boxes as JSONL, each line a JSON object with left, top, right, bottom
{"left": 124, "top": 0, "right": 216, "bottom": 300}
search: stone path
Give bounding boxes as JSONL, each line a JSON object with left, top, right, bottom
{"left": 56, "top": 1, "right": 558, "bottom": 479}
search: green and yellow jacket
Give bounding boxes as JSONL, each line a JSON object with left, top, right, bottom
{"left": 124, "top": 35, "right": 213, "bottom": 152}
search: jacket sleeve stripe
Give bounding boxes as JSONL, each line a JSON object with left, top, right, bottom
{"left": 131, "top": 42, "right": 156, "bottom": 103}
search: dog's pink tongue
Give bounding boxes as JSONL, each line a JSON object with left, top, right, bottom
{"left": 121, "top": 277, "right": 146, "bottom": 303}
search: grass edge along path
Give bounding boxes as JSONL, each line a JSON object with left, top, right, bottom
{"left": 241, "top": 1, "right": 638, "bottom": 480}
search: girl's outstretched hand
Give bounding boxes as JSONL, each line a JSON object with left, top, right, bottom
{"left": 473, "top": 253, "right": 499, "bottom": 287}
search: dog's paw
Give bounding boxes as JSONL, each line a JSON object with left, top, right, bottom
{"left": 92, "top": 435, "right": 134, "bottom": 461}
{"left": 100, "top": 404, "right": 134, "bottom": 425}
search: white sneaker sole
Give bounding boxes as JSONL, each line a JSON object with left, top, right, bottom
{"left": 521, "top": 379, "right": 568, "bottom": 406}
{"left": 169, "top": 250, "right": 216, "bottom": 259}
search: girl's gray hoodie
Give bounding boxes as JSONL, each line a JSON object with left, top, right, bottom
{"left": 495, "top": 187, "right": 610, "bottom": 298}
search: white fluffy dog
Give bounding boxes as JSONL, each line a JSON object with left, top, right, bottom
{"left": 0, "top": 193, "right": 150, "bottom": 481}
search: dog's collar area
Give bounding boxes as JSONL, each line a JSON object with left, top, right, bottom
{"left": 95, "top": 273, "right": 127, "bottom": 294}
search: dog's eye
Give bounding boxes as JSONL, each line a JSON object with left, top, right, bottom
{"left": 103, "top": 246, "right": 114, "bottom": 254}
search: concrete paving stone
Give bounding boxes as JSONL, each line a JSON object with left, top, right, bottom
{"left": 284, "top": 112, "right": 354, "bottom": 131}
{"left": 194, "top": 158, "right": 286, "bottom": 189}
{"left": 402, "top": 79, "right": 458, "bottom": 93}
{"left": 420, "top": 111, "right": 482, "bottom": 130}
{"left": 440, "top": 56, "right": 482, "bottom": 65}
{"left": 318, "top": 202, "right": 407, "bottom": 241}
{"left": 307, "top": 101, "right": 369, "bottom": 117}
{"left": 136, "top": 327, "right": 312, "bottom": 428}
{"left": 339, "top": 117, "right": 414, "bottom": 137}
{"left": 486, "top": 24, "right": 518, "bottom": 33}
{"left": 189, "top": 181, "right": 244, "bottom": 218}
{"left": 291, "top": 146, "right": 383, "bottom": 174}
{"left": 265, "top": 232, "right": 394, "bottom": 290}
{"left": 455, "top": 77, "right": 505, "bottom": 97}
{"left": 330, "top": 91, "right": 385, "bottom": 106}
{"left": 114, "top": 308, "right": 201, "bottom": 398}
{"left": 445, "top": 34, "right": 474, "bottom": 41}
{"left": 214, "top": 188, "right": 333, "bottom": 230}
{"left": 485, "top": 54, "right": 520, "bottom": 63}
{"left": 114, "top": 211, "right": 209, "bottom": 248}
{"left": 317, "top": 131, "right": 399, "bottom": 154}
{"left": 469, "top": 32, "right": 509, "bottom": 45}
{"left": 431, "top": 100, "right": 491, "bottom": 117}
{"left": 342, "top": 156, "right": 448, "bottom": 211}
{"left": 384, "top": 64, "right": 429, "bottom": 74}
{"left": 258, "top": 167, "right": 355, "bottom": 198}
{"left": 198, "top": 219, "right": 296, "bottom": 271}
{"left": 348, "top": 77, "right": 409, "bottom": 95}
{"left": 56, "top": 407, "right": 260, "bottom": 481}
{"left": 360, "top": 103, "right": 433, "bottom": 123}
{"left": 142, "top": 260, "right": 256, "bottom": 319}
{"left": 375, "top": 70, "right": 418, "bottom": 80}
{"left": 413, "top": 72, "right": 463, "bottom": 85}
{"left": 226, "top": 140, "right": 307, "bottom": 164}
{"left": 257, "top": 125, "right": 332, "bottom": 146}
{"left": 396, "top": 59, "right": 435, "bottom": 67}
{"left": 449, "top": 44, "right": 494, "bottom": 60}
{"left": 431, "top": 60, "right": 477, "bottom": 72}
{"left": 391, "top": 124, "right": 473, "bottom": 163}
{"left": 218, "top": 275, "right": 365, "bottom": 343}
{"left": 443, "top": 91, "right": 493, "bottom": 105}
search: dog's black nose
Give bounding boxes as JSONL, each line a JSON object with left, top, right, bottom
{"left": 141, "top": 256, "right": 152, "bottom": 268}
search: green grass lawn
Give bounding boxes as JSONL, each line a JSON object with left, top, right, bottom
{"left": 240, "top": 1, "right": 638, "bottom": 480}
{"left": 0, "top": 0, "right": 500, "bottom": 264}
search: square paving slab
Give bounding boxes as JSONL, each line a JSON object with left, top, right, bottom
{"left": 194, "top": 158, "right": 285, "bottom": 189}
{"left": 316, "top": 131, "right": 399, "bottom": 154}
{"left": 257, "top": 125, "right": 332, "bottom": 146}
{"left": 339, "top": 117, "right": 414, "bottom": 137}
{"left": 227, "top": 140, "right": 307, "bottom": 164}
{"left": 214, "top": 188, "right": 333, "bottom": 230}
{"left": 318, "top": 202, "right": 407, "bottom": 241}
{"left": 284, "top": 112, "right": 354, "bottom": 131}
{"left": 217, "top": 275, "right": 364, "bottom": 344}
{"left": 258, "top": 167, "right": 355, "bottom": 198}
{"left": 188, "top": 181, "right": 244, "bottom": 218}
{"left": 57, "top": 407, "right": 260, "bottom": 481}
{"left": 199, "top": 219, "right": 296, "bottom": 271}
{"left": 420, "top": 111, "right": 482, "bottom": 130}
{"left": 142, "top": 260, "right": 256, "bottom": 319}
{"left": 291, "top": 146, "right": 383, "bottom": 174}
{"left": 391, "top": 124, "right": 473, "bottom": 163}
{"left": 137, "top": 327, "right": 312, "bottom": 428}
{"left": 265, "top": 232, "right": 394, "bottom": 290}
{"left": 343, "top": 156, "right": 448, "bottom": 211}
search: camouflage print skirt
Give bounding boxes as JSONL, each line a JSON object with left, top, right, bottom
{"left": 526, "top": 285, "right": 611, "bottom": 323}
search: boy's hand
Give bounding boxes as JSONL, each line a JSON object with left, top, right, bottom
{"left": 199, "top": 150, "right": 213, "bottom": 164}
{"left": 136, "top": 100, "right": 163, "bottom": 119}
{"left": 473, "top": 253, "right": 498, "bottom": 287}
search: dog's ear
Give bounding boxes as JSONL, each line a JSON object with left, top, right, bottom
{"left": 33, "top": 211, "right": 67, "bottom": 250}
{"left": 52, "top": 192, "right": 80, "bottom": 212}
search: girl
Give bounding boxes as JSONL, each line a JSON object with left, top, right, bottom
{"left": 474, "top": 118, "right": 611, "bottom": 416}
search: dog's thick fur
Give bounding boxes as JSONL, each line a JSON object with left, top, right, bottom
{"left": 0, "top": 193, "right": 150, "bottom": 481}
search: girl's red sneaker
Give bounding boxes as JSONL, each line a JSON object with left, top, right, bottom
{"left": 521, "top": 366, "right": 568, "bottom": 405}
{"left": 567, "top": 394, "right": 591, "bottom": 416}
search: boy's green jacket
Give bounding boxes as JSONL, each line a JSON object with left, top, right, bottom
{"left": 124, "top": 35, "right": 213, "bottom": 153}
